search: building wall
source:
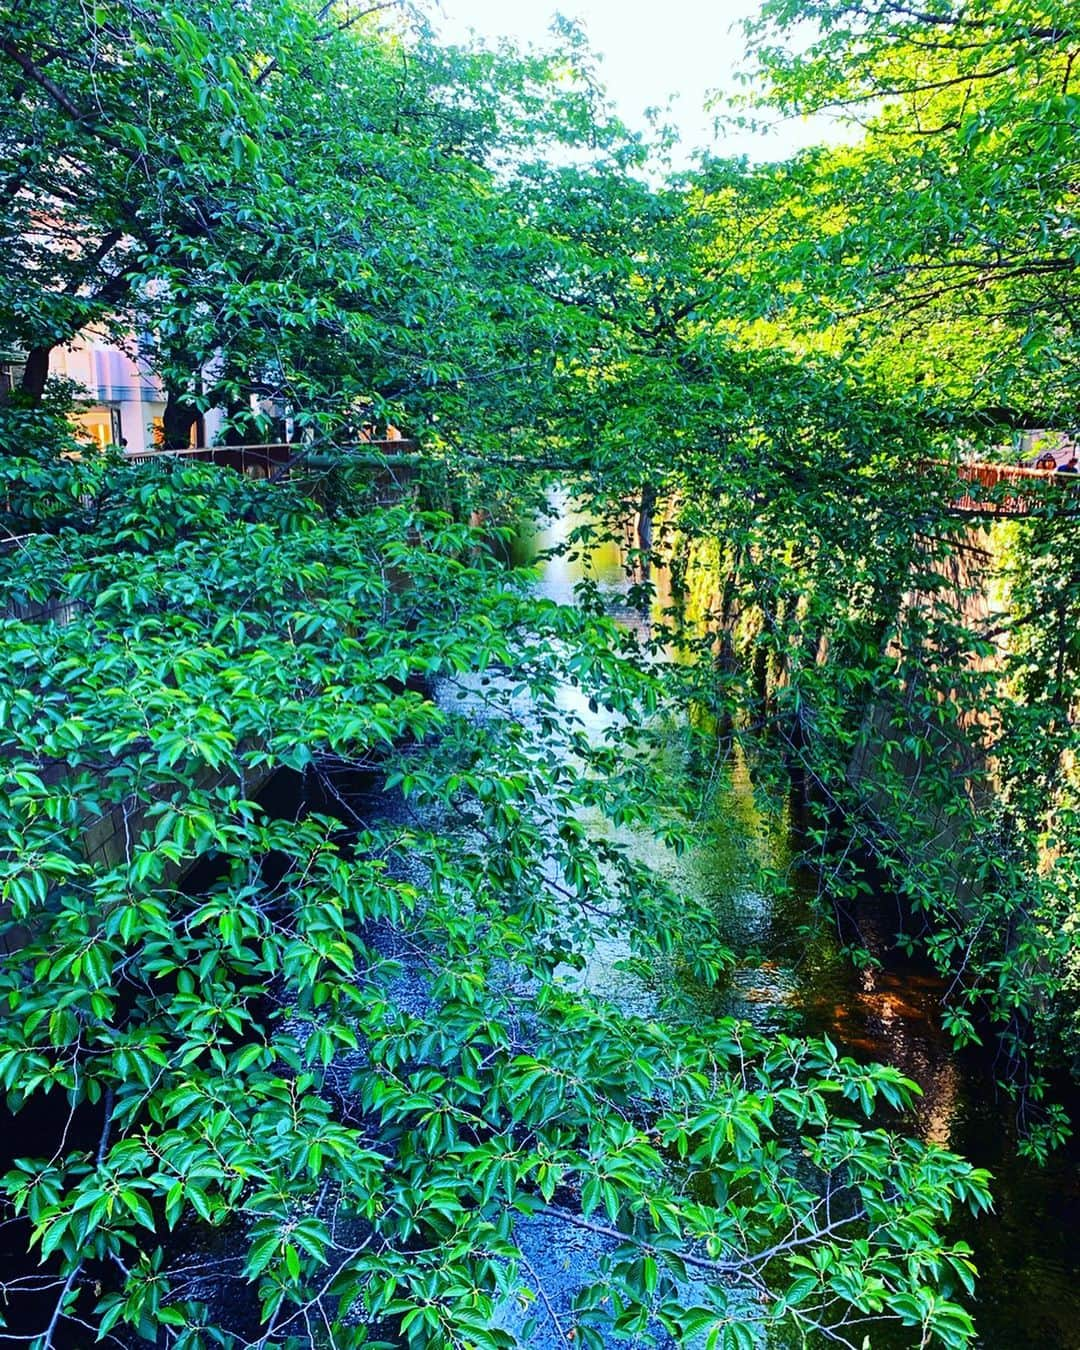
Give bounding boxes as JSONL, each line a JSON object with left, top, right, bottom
{"left": 49, "top": 335, "right": 167, "bottom": 455}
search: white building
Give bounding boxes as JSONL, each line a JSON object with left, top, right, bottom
{"left": 48, "top": 335, "right": 169, "bottom": 454}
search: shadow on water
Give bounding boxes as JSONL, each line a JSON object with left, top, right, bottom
{"left": 509, "top": 492, "right": 1080, "bottom": 1350}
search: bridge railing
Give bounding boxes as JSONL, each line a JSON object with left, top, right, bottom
{"left": 121, "top": 438, "right": 419, "bottom": 479}
{"left": 950, "top": 461, "right": 1080, "bottom": 516}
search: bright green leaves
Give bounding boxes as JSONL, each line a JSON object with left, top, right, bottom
{"left": 1, "top": 0, "right": 628, "bottom": 450}
{"left": 736, "top": 0, "right": 1080, "bottom": 426}
{"left": 0, "top": 0, "right": 1044, "bottom": 1342}
{"left": 0, "top": 428, "right": 1004, "bottom": 1349}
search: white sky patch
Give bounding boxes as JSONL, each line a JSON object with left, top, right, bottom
{"left": 431, "top": 0, "right": 842, "bottom": 165}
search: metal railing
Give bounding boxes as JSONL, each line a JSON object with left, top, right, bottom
{"left": 951, "top": 461, "right": 1080, "bottom": 516}
{"left": 121, "top": 438, "right": 419, "bottom": 479}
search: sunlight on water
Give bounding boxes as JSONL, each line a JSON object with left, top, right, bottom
{"left": 500, "top": 491, "right": 1080, "bottom": 1350}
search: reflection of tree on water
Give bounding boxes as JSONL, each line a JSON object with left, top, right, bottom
{"left": 510, "top": 496, "right": 1080, "bottom": 1350}
{"left": 838, "top": 965, "right": 963, "bottom": 1151}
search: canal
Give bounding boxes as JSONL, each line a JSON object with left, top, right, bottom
{"left": 506, "top": 492, "right": 1080, "bottom": 1349}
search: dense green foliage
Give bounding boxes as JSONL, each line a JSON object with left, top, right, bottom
{"left": 506, "top": 0, "right": 1080, "bottom": 1149}
{"left": 0, "top": 0, "right": 620, "bottom": 438}
{"left": 740, "top": 0, "right": 1080, "bottom": 424}
{"left": 2, "top": 0, "right": 1079, "bottom": 1345}
{"left": 686, "top": 0, "right": 1080, "bottom": 1137}
{"left": 0, "top": 426, "right": 993, "bottom": 1348}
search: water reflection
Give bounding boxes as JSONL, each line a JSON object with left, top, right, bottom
{"left": 510, "top": 492, "right": 1080, "bottom": 1350}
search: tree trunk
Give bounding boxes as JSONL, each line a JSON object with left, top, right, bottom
{"left": 162, "top": 387, "right": 201, "bottom": 450}
{"left": 224, "top": 400, "right": 250, "bottom": 446}
{"left": 636, "top": 480, "right": 656, "bottom": 557}
{"left": 20, "top": 344, "right": 52, "bottom": 401}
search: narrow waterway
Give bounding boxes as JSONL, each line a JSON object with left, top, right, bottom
{"left": 509, "top": 494, "right": 1080, "bottom": 1350}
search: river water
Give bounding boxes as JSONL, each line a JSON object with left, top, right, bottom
{"left": 507, "top": 495, "right": 1080, "bottom": 1350}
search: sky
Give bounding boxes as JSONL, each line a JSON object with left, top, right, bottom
{"left": 431, "top": 0, "right": 835, "bottom": 164}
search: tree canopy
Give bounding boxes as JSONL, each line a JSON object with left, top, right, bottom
{"left": 1, "top": 0, "right": 1078, "bottom": 1346}
{"left": 735, "top": 0, "right": 1080, "bottom": 426}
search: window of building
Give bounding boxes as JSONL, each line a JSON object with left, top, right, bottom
{"left": 73, "top": 405, "right": 123, "bottom": 449}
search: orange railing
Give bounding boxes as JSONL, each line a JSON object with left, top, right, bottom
{"left": 951, "top": 461, "right": 1080, "bottom": 515}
